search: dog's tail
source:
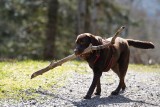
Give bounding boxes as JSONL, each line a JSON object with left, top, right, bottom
{"left": 126, "top": 39, "right": 155, "bottom": 49}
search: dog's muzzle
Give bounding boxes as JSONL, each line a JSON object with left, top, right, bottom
{"left": 74, "top": 48, "right": 82, "bottom": 56}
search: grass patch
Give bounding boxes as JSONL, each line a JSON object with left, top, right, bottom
{"left": 0, "top": 60, "right": 89, "bottom": 101}
{"left": 129, "top": 64, "right": 160, "bottom": 72}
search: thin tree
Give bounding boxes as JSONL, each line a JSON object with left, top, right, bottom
{"left": 77, "top": 0, "right": 91, "bottom": 34}
{"left": 44, "top": 0, "right": 59, "bottom": 60}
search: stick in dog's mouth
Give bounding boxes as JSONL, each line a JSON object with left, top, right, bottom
{"left": 31, "top": 26, "right": 125, "bottom": 79}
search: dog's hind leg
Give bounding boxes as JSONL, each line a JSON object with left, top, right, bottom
{"left": 111, "top": 55, "right": 129, "bottom": 95}
{"left": 111, "top": 64, "right": 122, "bottom": 95}
{"left": 118, "top": 49, "right": 130, "bottom": 91}
{"left": 111, "top": 50, "right": 129, "bottom": 95}
{"left": 111, "top": 64, "right": 127, "bottom": 95}
{"left": 111, "top": 45, "right": 130, "bottom": 95}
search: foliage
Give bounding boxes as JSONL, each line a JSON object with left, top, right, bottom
{"left": 0, "top": 0, "right": 133, "bottom": 60}
{"left": 0, "top": 0, "right": 47, "bottom": 59}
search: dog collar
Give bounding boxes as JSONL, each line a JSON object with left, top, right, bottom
{"left": 93, "top": 54, "right": 100, "bottom": 64}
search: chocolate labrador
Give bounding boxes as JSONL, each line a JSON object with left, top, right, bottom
{"left": 74, "top": 33, "right": 154, "bottom": 99}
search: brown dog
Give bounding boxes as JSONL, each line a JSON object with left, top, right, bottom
{"left": 74, "top": 33, "right": 154, "bottom": 99}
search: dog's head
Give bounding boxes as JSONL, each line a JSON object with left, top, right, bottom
{"left": 74, "top": 33, "right": 102, "bottom": 56}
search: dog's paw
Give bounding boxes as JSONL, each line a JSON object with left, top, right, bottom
{"left": 94, "top": 92, "right": 101, "bottom": 96}
{"left": 111, "top": 90, "right": 119, "bottom": 95}
{"left": 84, "top": 95, "right": 91, "bottom": 99}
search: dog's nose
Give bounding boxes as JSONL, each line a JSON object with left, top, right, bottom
{"left": 74, "top": 49, "right": 79, "bottom": 55}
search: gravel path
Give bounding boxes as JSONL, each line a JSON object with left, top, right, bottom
{"left": 1, "top": 69, "right": 160, "bottom": 107}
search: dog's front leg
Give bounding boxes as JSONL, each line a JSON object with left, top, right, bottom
{"left": 84, "top": 72, "right": 102, "bottom": 99}
{"left": 95, "top": 78, "right": 101, "bottom": 95}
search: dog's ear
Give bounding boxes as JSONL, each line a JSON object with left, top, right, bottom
{"left": 88, "top": 34, "right": 102, "bottom": 46}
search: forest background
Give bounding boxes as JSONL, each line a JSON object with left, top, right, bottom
{"left": 0, "top": 0, "right": 160, "bottom": 64}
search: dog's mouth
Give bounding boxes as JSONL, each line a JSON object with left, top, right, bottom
{"left": 75, "top": 51, "right": 91, "bottom": 59}
{"left": 75, "top": 52, "right": 85, "bottom": 57}
{"left": 78, "top": 53, "right": 90, "bottom": 59}
{"left": 74, "top": 48, "right": 90, "bottom": 58}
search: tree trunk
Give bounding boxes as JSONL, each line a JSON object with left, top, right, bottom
{"left": 91, "top": 0, "right": 101, "bottom": 34}
{"left": 77, "top": 0, "right": 85, "bottom": 34}
{"left": 84, "top": 0, "right": 91, "bottom": 33}
{"left": 124, "top": 0, "right": 134, "bottom": 37}
{"left": 77, "top": 0, "right": 91, "bottom": 34}
{"left": 43, "top": 0, "right": 59, "bottom": 60}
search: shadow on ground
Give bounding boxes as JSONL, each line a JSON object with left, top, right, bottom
{"left": 73, "top": 95, "right": 158, "bottom": 107}
{"left": 35, "top": 90, "right": 158, "bottom": 107}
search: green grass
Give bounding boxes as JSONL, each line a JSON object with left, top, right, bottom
{"left": 0, "top": 60, "right": 89, "bottom": 101}
{"left": 0, "top": 60, "right": 159, "bottom": 101}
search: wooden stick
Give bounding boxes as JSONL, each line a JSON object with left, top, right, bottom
{"left": 31, "top": 26, "right": 125, "bottom": 79}
{"left": 31, "top": 54, "right": 76, "bottom": 79}
{"left": 111, "top": 26, "right": 125, "bottom": 44}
